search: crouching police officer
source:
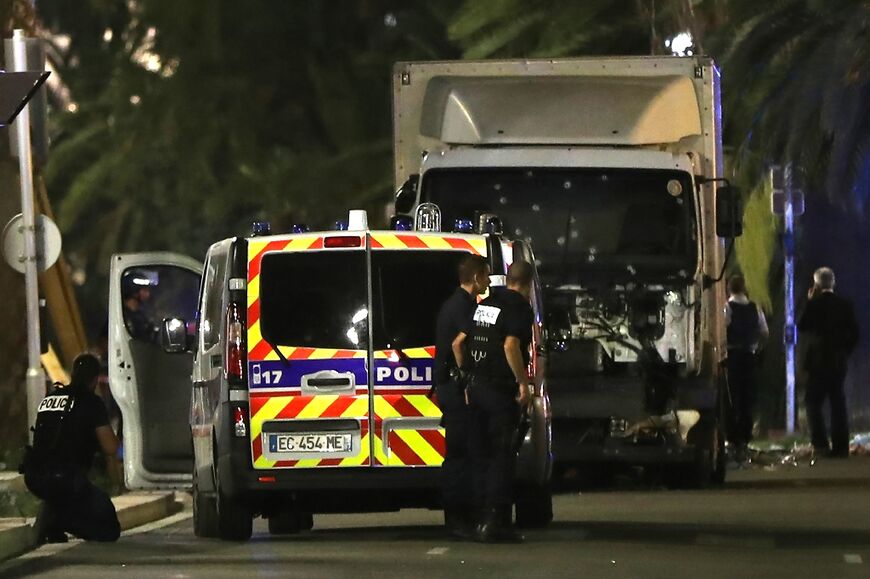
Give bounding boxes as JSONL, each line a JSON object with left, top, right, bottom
{"left": 22, "top": 353, "right": 121, "bottom": 543}
{"left": 453, "top": 261, "right": 534, "bottom": 543}
{"left": 435, "top": 254, "right": 490, "bottom": 539}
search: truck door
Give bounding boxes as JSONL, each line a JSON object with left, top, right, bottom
{"left": 109, "top": 252, "right": 203, "bottom": 488}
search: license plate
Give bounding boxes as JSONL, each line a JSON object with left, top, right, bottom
{"left": 268, "top": 432, "right": 353, "bottom": 454}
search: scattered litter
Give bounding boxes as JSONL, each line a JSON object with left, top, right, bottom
{"left": 427, "top": 547, "right": 449, "bottom": 556}
{"left": 731, "top": 432, "right": 870, "bottom": 471}
{"left": 844, "top": 554, "right": 863, "bottom": 564}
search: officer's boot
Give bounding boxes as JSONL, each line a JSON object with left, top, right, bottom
{"left": 444, "top": 506, "right": 476, "bottom": 541}
{"left": 34, "top": 504, "right": 67, "bottom": 544}
{"left": 475, "top": 506, "right": 524, "bottom": 544}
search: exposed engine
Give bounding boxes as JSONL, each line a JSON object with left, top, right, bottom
{"left": 546, "top": 282, "right": 697, "bottom": 415}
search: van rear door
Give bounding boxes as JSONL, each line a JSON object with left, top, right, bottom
{"left": 109, "top": 252, "right": 203, "bottom": 489}
{"left": 369, "top": 232, "right": 486, "bottom": 467}
{"left": 246, "top": 235, "right": 372, "bottom": 469}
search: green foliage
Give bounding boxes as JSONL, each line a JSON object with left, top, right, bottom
{"left": 735, "top": 181, "right": 778, "bottom": 313}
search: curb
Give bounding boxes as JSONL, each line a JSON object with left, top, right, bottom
{"left": 0, "top": 491, "right": 181, "bottom": 563}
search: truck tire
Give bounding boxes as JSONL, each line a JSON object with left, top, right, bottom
{"left": 515, "top": 485, "right": 553, "bottom": 529}
{"left": 268, "top": 511, "right": 314, "bottom": 535}
{"left": 193, "top": 472, "right": 219, "bottom": 538}
{"left": 671, "top": 413, "right": 722, "bottom": 489}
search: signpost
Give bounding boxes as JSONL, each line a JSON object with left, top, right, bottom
{"left": 771, "top": 164, "right": 805, "bottom": 434}
{"left": 3, "top": 30, "right": 50, "bottom": 439}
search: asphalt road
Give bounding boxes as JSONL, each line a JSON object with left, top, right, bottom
{"left": 2, "top": 472, "right": 868, "bottom": 579}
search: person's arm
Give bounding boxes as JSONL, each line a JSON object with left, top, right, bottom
{"left": 452, "top": 332, "right": 467, "bottom": 371}
{"left": 504, "top": 336, "right": 531, "bottom": 407}
{"left": 757, "top": 305, "right": 770, "bottom": 341}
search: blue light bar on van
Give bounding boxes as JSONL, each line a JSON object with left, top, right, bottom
{"left": 390, "top": 215, "right": 413, "bottom": 231}
{"left": 252, "top": 221, "right": 271, "bottom": 236}
{"left": 291, "top": 224, "right": 310, "bottom": 233}
{"left": 334, "top": 220, "right": 348, "bottom": 231}
{"left": 453, "top": 218, "right": 474, "bottom": 233}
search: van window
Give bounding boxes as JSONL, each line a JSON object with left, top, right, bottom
{"left": 121, "top": 266, "right": 199, "bottom": 342}
{"left": 371, "top": 250, "right": 467, "bottom": 350}
{"left": 259, "top": 251, "right": 367, "bottom": 349}
{"left": 201, "top": 252, "right": 228, "bottom": 350}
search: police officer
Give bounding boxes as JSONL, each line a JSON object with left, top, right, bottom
{"left": 453, "top": 261, "right": 534, "bottom": 543}
{"left": 434, "top": 254, "right": 490, "bottom": 539}
{"left": 724, "top": 275, "right": 768, "bottom": 463}
{"left": 23, "top": 353, "right": 121, "bottom": 543}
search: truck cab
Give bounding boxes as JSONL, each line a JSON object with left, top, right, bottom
{"left": 108, "top": 208, "right": 552, "bottom": 541}
{"left": 392, "top": 56, "right": 744, "bottom": 486}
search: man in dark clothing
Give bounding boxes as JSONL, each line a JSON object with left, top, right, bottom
{"left": 724, "top": 275, "right": 769, "bottom": 463}
{"left": 453, "top": 261, "right": 534, "bottom": 543}
{"left": 434, "top": 254, "right": 490, "bottom": 539}
{"left": 798, "top": 267, "right": 859, "bottom": 458}
{"left": 23, "top": 353, "right": 121, "bottom": 543}
{"left": 122, "top": 273, "right": 156, "bottom": 341}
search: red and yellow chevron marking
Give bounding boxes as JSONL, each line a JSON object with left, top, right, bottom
{"left": 373, "top": 346, "right": 435, "bottom": 360}
{"left": 370, "top": 232, "right": 486, "bottom": 255}
{"left": 246, "top": 235, "right": 364, "bottom": 360}
{"left": 371, "top": 394, "right": 445, "bottom": 467}
{"left": 250, "top": 394, "right": 370, "bottom": 469}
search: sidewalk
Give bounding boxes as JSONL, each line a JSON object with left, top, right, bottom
{"left": 0, "top": 473, "right": 183, "bottom": 562}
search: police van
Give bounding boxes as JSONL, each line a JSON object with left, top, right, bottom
{"left": 108, "top": 205, "right": 552, "bottom": 541}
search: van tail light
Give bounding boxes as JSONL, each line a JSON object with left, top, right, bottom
{"left": 225, "top": 301, "right": 246, "bottom": 384}
{"left": 232, "top": 405, "right": 248, "bottom": 438}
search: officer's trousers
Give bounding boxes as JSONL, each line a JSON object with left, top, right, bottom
{"left": 726, "top": 349, "right": 756, "bottom": 447}
{"left": 467, "top": 380, "right": 521, "bottom": 511}
{"left": 436, "top": 379, "right": 472, "bottom": 510}
{"left": 27, "top": 467, "right": 120, "bottom": 542}
{"left": 806, "top": 366, "right": 850, "bottom": 455}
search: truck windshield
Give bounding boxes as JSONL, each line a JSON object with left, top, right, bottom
{"left": 371, "top": 250, "right": 467, "bottom": 350}
{"left": 259, "top": 251, "right": 367, "bottom": 349}
{"left": 423, "top": 168, "right": 697, "bottom": 284}
{"left": 257, "top": 248, "right": 468, "bottom": 351}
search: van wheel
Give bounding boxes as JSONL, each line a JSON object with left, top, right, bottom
{"left": 515, "top": 485, "right": 553, "bottom": 529}
{"left": 268, "top": 511, "right": 314, "bottom": 535}
{"left": 216, "top": 476, "right": 252, "bottom": 541}
{"left": 193, "top": 472, "right": 219, "bottom": 538}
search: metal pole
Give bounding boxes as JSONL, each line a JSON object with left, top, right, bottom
{"left": 12, "top": 29, "right": 45, "bottom": 441}
{"left": 783, "top": 164, "right": 796, "bottom": 434}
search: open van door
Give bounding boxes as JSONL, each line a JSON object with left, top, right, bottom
{"left": 109, "top": 252, "right": 203, "bottom": 489}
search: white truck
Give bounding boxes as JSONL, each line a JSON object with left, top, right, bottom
{"left": 391, "top": 56, "right": 743, "bottom": 486}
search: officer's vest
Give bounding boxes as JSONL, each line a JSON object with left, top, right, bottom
{"left": 468, "top": 299, "right": 511, "bottom": 383}
{"left": 728, "top": 301, "right": 760, "bottom": 351}
{"left": 31, "top": 385, "right": 77, "bottom": 463}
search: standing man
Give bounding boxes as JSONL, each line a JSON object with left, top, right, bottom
{"left": 434, "top": 254, "right": 490, "bottom": 539}
{"left": 724, "top": 274, "right": 769, "bottom": 463}
{"left": 22, "top": 353, "right": 121, "bottom": 543}
{"left": 798, "top": 267, "right": 859, "bottom": 458}
{"left": 453, "top": 261, "right": 534, "bottom": 544}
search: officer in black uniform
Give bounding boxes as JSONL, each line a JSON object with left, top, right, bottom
{"left": 724, "top": 275, "right": 768, "bottom": 463}
{"left": 22, "top": 353, "right": 121, "bottom": 543}
{"left": 434, "top": 254, "right": 490, "bottom": 538}
{"left": 453, "top": 261, "right": 534, "bottom": 543}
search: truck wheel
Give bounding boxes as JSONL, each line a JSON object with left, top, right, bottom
{"left": 515, "top": 485, "right": 553, "bottom": 529}
{"left": 193, "top": 472, "right": 219, "bottom": 538}
{"left": 216, "top": 473, "right": 252, "bottom": 541}
{"left": 268, "top": 511, "right": 314, "bottom": 535}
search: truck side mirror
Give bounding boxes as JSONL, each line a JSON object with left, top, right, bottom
{"left": 716, "top": 185, "right": 743, "bottom": 238}
{"left": 161, "top": 317, "right": 191, "bottom": 353}
{"left": 394, "top": 174, "right": 419, "bottom": 214}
